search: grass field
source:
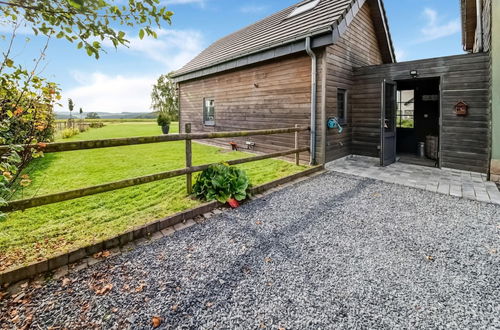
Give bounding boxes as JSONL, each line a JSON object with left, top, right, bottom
{"left": 0, "top": 122, "right": 308, "bottom": 272}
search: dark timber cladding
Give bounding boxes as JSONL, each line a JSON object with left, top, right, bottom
{"left": 352, "top": 52, "right": 490, "bottom": 173}
{"left": 178, "top": 55, "right": 312, "bottom": 161}
{"left": 319, "top": 2, "right": 384, "bottom": 164}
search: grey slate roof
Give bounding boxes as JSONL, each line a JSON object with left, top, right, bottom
{"left": 173, "top": 0, "right": 353, "bottom": 77}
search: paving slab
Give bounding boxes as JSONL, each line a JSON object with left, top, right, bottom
{"left": 327, "top": 156, "right": 500, "bottom": 205}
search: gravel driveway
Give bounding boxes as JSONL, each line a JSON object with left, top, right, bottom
{"left": 1, "top": 172, "right": 499, "bottom": 329}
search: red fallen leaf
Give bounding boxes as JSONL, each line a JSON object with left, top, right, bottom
{"left": 264, "top": 257, "right": 272, "bottom": 263}
{"left": 37, "top": 142, "right": 47, "bottom": 149}
{"left": 93, "top": 250, "right": 111, "bottom": 259}
{"left": 227, "top": 198, "right": 240, "bottom": 208}
{"left": 135, "top": 283, "right": 146, "bottom": 293}
{"left": 255, "top": 221, "right": 263, "bottom": 225}
{"left": 152, "top": 316, "right": 162, "bottom": 328}
{"left": 171, "top": 304, "right": 179, "bottom": 311}
{"left": 95, "top": 284, "right": 113, "bottom": 295}
{"left": 206, "top": 302, "right": 214, "bottom": 308}
{"left": 11, "top": 314, "right": 20, "bottom": 324}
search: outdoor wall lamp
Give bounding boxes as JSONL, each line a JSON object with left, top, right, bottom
{"left": 410, "top": 70, "right": 419, "bottom": 78}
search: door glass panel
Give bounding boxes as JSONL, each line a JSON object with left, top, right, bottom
{"left": 385, "top": 84, "right": 396, "bottom": 131}
{"left": 397, "top": 89, "right": 414, "bottom": 128}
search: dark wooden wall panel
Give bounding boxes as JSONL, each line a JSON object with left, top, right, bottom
{"left": 319, "top": 1, "right": 384, "bottom": 163}
{"left": 179, "top": 55, "right": 311, "bottom": 162}
{"left": 352, "top": 52, "right": 491, "bottom": 173}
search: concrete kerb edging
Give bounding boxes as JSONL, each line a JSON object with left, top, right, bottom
{"left": 0, "top": 165, "right": 324, "bottom": 287}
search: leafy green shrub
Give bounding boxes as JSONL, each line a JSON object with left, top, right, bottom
{"left": 78, "top": 125, "right": 89, "bottom": 133}
{"left": 157, "top": 112, "right": 170, "bottom": 127}
{"left": 61, "top": 128, "right": 80, "bottom": 139}
{"left": 89, "top": 122, "right": 105, "bottom": 128}
{"left": 193, "top": 163, "right": 251, "bottom": 203}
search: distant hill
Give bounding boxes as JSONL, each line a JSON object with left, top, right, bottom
{"left": 55, "top": 111, "right": 157, "bottom": 120}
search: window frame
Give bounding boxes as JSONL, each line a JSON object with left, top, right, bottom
{"left": 337, "top": 88, "right": 348, "bottom": 125}
{"left": 203, "top": 97, "right": 215, "bottom": 126}
{"left": 396, "top": 89, "right": 415, "bottom": 129}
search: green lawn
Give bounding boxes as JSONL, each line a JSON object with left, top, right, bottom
{"left": 0, "top": 122, "right": 307, "bottom": 271}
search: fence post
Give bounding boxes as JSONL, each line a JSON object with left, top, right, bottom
{"left": 295, "top": 124, "right": 300, "bottom": 166}
{"left": 185, "top": 123, "right": 193, "bottom": 195}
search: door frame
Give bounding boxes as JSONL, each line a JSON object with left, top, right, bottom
{"left": 389, "top": 76, "right": 443, "bottom": 169}
{"left": 380, "top": 79, "right": 397, "bottom": 166}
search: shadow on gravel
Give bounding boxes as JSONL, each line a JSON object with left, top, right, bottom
{"left": 175, "top": 176, "right": 375, "bottom": 325}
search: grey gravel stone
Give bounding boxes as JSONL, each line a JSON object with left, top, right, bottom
{"left": 1, "top": 172, "right": 499, "bottom": 329}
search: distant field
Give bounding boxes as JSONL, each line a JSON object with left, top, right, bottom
{"left": 0, "top": 122, "right": 308, "bottom": 272}
{"left": 59, "top": 121, "right": 180, "bottom": 140}
{"left": 55, "top": 118, "right": 157, "bottom": 123}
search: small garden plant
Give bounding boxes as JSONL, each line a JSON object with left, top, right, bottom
{"left": 193, "top": 163, "right": 251, "bottom": 204}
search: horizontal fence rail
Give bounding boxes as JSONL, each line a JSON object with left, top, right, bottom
{"left": 1, "top": 147, "right": 309, "bottom": 212}
{"left": 1, "top": 125, "right": 310, "bottom": 213}
{"left": 0, "top": 127, "right": 309, "bottom": 155}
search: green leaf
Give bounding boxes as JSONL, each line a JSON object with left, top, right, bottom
{"left": 139, "top": 29, "right": 145, "bottom": 40}
{"left": 5, "top": 58, "right": 13, "bottom": 68}
{"left": 68, "top": 0, "right": 84, "bottom": 9}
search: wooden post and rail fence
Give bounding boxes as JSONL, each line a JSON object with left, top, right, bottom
{"left": 0, "top": 124, "right": 310, "bottom": 213}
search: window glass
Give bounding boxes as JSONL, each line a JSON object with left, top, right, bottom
{"left": 397, "top": 90, "right": 414, "bottom": 128}
{"left": 288, "top": 0, "right": 320, "bottom": 18}
{"left": 203, "top": 98, "right": 215, "bottom": 126}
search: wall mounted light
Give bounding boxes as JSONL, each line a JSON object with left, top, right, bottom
{"left": 410, "top": 70, "right": 418, "bottom": 78}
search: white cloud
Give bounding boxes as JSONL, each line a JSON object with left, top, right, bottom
{"left": 103, "top": 29, "right": 204, "bottom": 73}
{"left": 240, "top": 5, "right": 269, "bottom": 14}
{"left": 63, "top": 28, "right": 204, "bottom": 114}
{"left": 395, "top": 48, "right": 407, "bottom": 61}
{"left": 63, "top": 72, "right": 156, "bottom": 113}
{"left": 417, "top": 8, "right": 460, "bottom": 43}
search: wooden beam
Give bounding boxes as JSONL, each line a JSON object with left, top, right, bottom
{"left": 2, "top": 147, "right": 309, "bottom": 212}
{"left": 0, "top": 127, "right": 310, "bottom": 155}
{"left": 185, "top": 123, "right": 192, "bottom": 195}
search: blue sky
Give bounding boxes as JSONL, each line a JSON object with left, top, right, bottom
{"left": 2, "top": 0, "right": 463, "bottom": 113}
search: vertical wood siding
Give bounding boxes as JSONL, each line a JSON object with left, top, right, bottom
{"left": 475, "top": 0, "right": 491, "bottom": 52}
{"left": 178, "top": 55, "right": 312, "bottom": 162}
{"left": 319, "top": 2, "right": 384, "bottom": 163}
{"left": 352, "top": 52, "right": 491, "bottom": 173}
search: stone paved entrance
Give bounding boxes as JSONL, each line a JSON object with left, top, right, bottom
{"left": 326, "top": 155, "right": 500, "bottom": 205}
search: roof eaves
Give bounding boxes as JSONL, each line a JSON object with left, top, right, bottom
{"left": 375, "top": 0, "right": 396, "bottom": 62}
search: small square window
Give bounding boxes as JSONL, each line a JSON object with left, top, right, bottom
{"left": 203, "top": 98, "right": 215, "bottom": 126}
{"left": 337, "top": 89, "right": 347, "bottom": 124}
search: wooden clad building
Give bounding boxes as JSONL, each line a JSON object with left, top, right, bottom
{"left": 173, "top": 0, "right": 495, "bottom": 178}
